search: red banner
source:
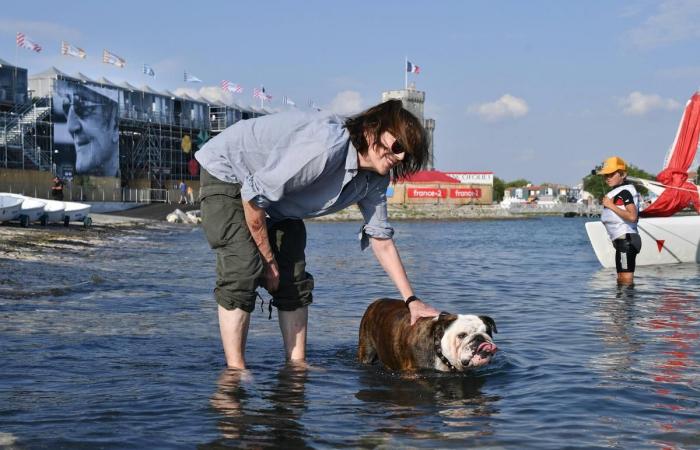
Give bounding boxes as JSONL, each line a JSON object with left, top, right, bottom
{"left": 407, "top": 187, "right": 447, "bottom": 198}
{"left": 450, "top": 188, "right": 482, "bottom": 198}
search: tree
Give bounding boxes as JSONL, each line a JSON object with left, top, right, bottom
{"left": 583, "top": 163, "right": 656, "bottom": 199}
{"left": 504, "top": 178, "right": 531, "bottom": 188}
{"left": 493, "top": 178, "right": 530, "bottom": 202}
{"left": 493, "top": 177, "right": 505, "bottom": 202}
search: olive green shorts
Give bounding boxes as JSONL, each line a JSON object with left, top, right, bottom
{"left": 199, "top": 169, "right": 314, "bottom": 313}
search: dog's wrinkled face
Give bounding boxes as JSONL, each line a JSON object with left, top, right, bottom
{"left": 439, "top": 315, "right": 498, "bottom": 370}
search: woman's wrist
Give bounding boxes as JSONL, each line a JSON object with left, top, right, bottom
{"left": 405, "top": 295, "right": 419, "bottom": 307}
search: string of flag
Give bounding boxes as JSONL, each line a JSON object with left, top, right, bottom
{"left": 11, "top": 32, "right": 353, "bottom": 109}
{"left": 143, "top": 64, "right": 156, "bottom": 78}
{"left": 253, "top": 87, "right": 272, "bottom": 101}
{"left": 16, "top": 32, "right": 42, "bottom": 53}
{"left": 221, "top": 80, "right": 243, "bottom": 93}
{"left": 103, "top": 49, "right": 126, "bottom": 68}
{"left": 184, "top": 71, "right": 202, "bottom": 83}
{"left": 61, "top": 41, "right": 86, "bottom": 59}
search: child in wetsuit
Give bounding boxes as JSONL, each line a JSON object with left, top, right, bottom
{"left": 598, "top": 156, "right": 642, "bottom": 285}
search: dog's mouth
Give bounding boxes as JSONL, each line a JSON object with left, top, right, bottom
{"left": 463, "top": 337, "right": 498, "bottom": 368}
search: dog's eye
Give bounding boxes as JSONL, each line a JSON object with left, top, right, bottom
{"left": 457, "top": 333, "right": 467, "bottom": 340}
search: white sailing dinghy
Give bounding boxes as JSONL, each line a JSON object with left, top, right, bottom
{"left": 63, "top": 201, "right": 92, "bottom": 226}
{"left": 0, "top": 193, "right": 24, "bottom": 222}
{"left": 41, "top": 200, "right": 66, "bottom": 225}
{"left": 586, "top": 92, "right": 700, "bottom": 267}
{"left": 2, "top": 194, "right": 47, "bottom": 226}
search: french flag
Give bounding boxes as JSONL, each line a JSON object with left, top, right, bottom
{"left": 406, "top": 60, "right": 420, "bottom": 74}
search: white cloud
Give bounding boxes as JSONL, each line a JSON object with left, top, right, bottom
{"left": 469, "top": 94, "right": 529, "bottom": 122}
{"left": 328, "top": 90, "right": 363, "bottom": 115}
{"left": 627, "top": 0, "right": 700, "bottom": 49}
{"left": 618, "top": 91, "right": 681, "bottom": 115}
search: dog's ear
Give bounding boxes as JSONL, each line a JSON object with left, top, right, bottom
{"left": 437, "top": 311, "right": 458, "bottom": 325}
{"left": 478, "top": 315, "right": 498, "bottom": 336}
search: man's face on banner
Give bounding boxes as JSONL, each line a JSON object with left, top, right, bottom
{"left": 61, "top": 86, "right": 117, "bottom": 173}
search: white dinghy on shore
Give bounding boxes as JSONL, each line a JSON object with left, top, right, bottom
{"left": 2, "top": 194, "right": 47, "bottom": 226}
{"left": 0, "top": 193, "right": 24, "bottom": 222}
{"left": 63, "top": 201, "right": 92, "bottom": 226}
{"left": 41, "top": 200, "right": 66, "bottom": 225}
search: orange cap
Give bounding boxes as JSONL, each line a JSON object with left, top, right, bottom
{"left": 597, "top": 156, "right": 627, "bottom": 175}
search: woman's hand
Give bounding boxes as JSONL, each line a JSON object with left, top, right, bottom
{"left": 263, "top": 259, "right": 280, "bottom": 293}
{"left": 407, "top": 298, "right": 439, "bottom": 325}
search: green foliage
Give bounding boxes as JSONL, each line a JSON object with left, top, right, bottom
{"left": 493, "top": 177, "right": 505, "bottom": 201}
{"left": 494, "top": 177, "right": 532, "bottom": 202}
{"left": 504, "top": 178, "right": 531, "bottom": 188}
{"left": 583, "top": 163, "right": 656, "bottom": 199}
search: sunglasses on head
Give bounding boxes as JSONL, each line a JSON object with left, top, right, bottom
{"left": 62, "top": 94, "right": 104, "bottom": 119}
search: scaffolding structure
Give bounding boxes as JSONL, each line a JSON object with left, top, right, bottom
{"left": 0, "top": 65, "right": 267, "bottom": 190}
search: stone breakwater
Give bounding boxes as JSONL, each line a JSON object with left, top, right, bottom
{"left": 310, "top": 204, "right": 523, "bottom": 222}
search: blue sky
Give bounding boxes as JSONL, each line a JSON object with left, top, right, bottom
{"left": 2, "top": 0, "right": 700, "bottom": 185}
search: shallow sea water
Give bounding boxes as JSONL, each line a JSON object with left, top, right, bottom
{"left": 1, "top": 217, "right": 698, "bottom": 449}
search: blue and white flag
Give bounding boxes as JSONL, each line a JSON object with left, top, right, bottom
{"left": 143, "top": 64, "right": 156, "bottom": 77}
{"left": 184, "top": 71, "right": 202, "bottom": 83}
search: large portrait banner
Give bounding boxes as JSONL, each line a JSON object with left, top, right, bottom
{"left": 52, "top": 79, "right": 120, "bottom": 177}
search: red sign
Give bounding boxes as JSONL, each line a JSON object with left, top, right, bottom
{"left": 450, "top": 188, "right": 482, "bottom": 198}
{"left": 407, "top": 187, "right": 447, "bottom": 198}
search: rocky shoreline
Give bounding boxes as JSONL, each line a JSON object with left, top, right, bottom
{"left": 0, "top": 214, "right": 162, "bottom": 263}
{"left": 1, "top": 203, "right": 550, "bottom": 263}
{"left": 311, "top": 204, "right": 528, "bottom": 222}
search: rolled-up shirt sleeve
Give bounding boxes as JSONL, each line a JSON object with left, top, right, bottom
{"left": 357, "top": 176, "right": 394, "bottom": 250}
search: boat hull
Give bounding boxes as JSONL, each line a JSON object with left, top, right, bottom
{"left": 585, "top": 215, "right": 700, "bottom": 267}
{"left": 63, "top": 202, "right": 91, "bottom": 222}
{"left": 42, "top": 200, "right": 66, "bottom": 223}
{"left": 2, "top": 194, "right": 47, "bottom": 222}
{"left": 0, "top": 194, "right": 24, "bottom": 221}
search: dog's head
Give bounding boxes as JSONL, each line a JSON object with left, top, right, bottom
{"left": 435, "top": 313, "right": 498, "bottom": 371}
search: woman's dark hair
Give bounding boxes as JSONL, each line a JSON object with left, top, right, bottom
{"left": 345, "top": 99, "right": 429, "bottom": 179}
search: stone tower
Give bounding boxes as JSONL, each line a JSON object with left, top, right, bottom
{"left": 381, "top": 84, "right": 435, "bottom": 170}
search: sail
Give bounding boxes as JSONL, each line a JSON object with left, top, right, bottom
{"left": 640, "top": 92, "right": 700, "bottom": 217}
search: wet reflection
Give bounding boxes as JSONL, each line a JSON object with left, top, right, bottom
{"left": 590, "top": 269, "right": 699, "bottom": 448}
{"left": 355, "top": 369, "right": 499, "bottom": 440}
{"left": 590, "top": 275, "right": 643, "bottom": 374}
{"left": 641, "top": 289, "right": 698, "bottom": 445}
{"left": 204, "top": 363, "right": 310, "bottom": 449}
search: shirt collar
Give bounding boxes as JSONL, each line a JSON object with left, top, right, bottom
{"left": 345, "top": 141, "right": 359, "bottom": 172}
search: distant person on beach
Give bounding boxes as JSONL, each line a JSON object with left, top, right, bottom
{"left": 196, "top": 99, "right": 439, "bottom": 369}
{"left": 187, "top": 185, "right": 195, "bottom": 205}
{"left": 51, "top": 176, "right": 64, "bottom": 201}
{"left": 179, "top": 181, "right": 187, "bottom": 204}
{"left": 57, "top": 82, "right": 119, "bottom": 177}
{"left": 598, "top": 156, "right": 641, "bottom": 285}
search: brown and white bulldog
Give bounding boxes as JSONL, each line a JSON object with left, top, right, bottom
{"left": 358, "top": 299, "right": 498, "bottom": 372}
